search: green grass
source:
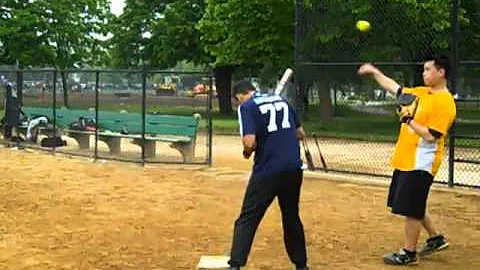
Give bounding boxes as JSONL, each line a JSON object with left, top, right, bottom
{"left": 302, "top": 105, "right": 400, "bottom": 142}
{"left": 206, "top": 104, "right": 479, "bottom": 147}
{"left": 2, "top": 103, "right": 478, "bottom": 147}
{"left": 457, "top": 104, "right": 480, "bottom": 119}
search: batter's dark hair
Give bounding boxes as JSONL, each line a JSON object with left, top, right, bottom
{"left": 232, "top": 80, "right": 256, "bottom": 96}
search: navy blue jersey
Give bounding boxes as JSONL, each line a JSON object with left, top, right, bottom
{"left": 238, "top": 92, "right": 302, "bottom": 177}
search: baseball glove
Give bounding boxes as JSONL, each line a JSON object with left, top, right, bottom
{"left": 396, "top": 93, "right": 418, "bottom": 123}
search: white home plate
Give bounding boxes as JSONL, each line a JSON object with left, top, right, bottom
{"left": 197, "top": 255, "right": 230, "bottom": 269}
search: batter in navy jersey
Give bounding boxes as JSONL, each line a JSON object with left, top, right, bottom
{"left": 228, "top": 80, "right": 309, "bottom": 270}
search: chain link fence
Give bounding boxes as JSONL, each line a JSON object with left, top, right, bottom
{"left": 452, "top": 61, "right": 480, "bottom": 187}
{"left": 0, "top": 68, "right": 214, "bottom": 165}
{"left": 295, "top": 0, "right": 480, "bottom": 187}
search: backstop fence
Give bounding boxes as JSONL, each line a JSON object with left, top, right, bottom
{"left": 295, "top": 0, "right": 480, "bottom": 187}
{"left": 0, "top": 68, "right": 214, "bottom": 166}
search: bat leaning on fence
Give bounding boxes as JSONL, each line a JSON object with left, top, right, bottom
{"left": 312, "top": 133, "right": 328, "bottom": 172}
{"left": 301, "top": 138, "right": 315, "bottom": 171}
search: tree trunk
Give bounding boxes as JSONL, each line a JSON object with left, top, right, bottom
{"left": 60, "top": 71, "right": 69, "bottom": 108}
{"left": 318, "top": 80, "right": 333, "bottom": 123}
{"left": 16, "top": 70, "right": 23, "bottom": 103}
{"left": 214, "top": 65, "right": 234, "bottom": 115}
{"left": 295, "top": 81, "right": 309, "bottom": 121}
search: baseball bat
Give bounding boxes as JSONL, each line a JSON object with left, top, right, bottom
{"left": 274, "top": 68, "right": 294, "bottom": 96}
{"left": 301, "top": 138, "right": 315, "bottom": 171}
{"left": 312, "top": 133, "right": 328, "bottom": 172}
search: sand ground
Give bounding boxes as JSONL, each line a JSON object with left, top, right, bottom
{"left": 0, "top": 135, "right": 479, "bottom": 270}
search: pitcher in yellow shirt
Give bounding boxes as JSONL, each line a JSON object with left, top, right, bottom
{"left": 358, "top": 55, "right": 456, "bottom": 266}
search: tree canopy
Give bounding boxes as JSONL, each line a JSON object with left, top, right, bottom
{"left": 1, "top": 0, "right": 478, "bottom": 69}
{"left": 109, "top": 0, "right": 207, "bottom": 68}
{"left": 0, "top": 0, "right": 479, "bottom": 111}
{"left": 198, "top": 0, "right": 294, "bottom": 68}
{"left": 299, "top": 0, "right": 457, "bottom": 63}
{"left": 0, "top": 0, "right": 112, "bottom": 68}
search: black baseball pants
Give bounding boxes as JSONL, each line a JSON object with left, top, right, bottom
{"left": 228, "top": 169, "right": 307, "bottom": 268}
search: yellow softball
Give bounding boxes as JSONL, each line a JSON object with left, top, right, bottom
{"left": 356, "top": 20, "right": 371, "bottom": 32}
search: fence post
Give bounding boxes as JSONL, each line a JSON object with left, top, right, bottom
{"left": 52, "top": 70, "right": 57, "bottom": 154}
{"left": 94, "top": 71, "right": 100, "bottom": 161}
{"left": 294, "top": 0, "right": 303, "bottom": 65}
{"left": 16, "top": 69, "right": 23, "bottom": 103}
{"left": 448, "top": 123, "right": 456, "bottom": 188}
{"left": 448, "top": 0, "right": 460, "bottom": 187}
{"left": 207, "top": 73, "right": 213, "bottom": 166}
{"left": 141, "top": 69, "right": 147, "bottom": 165}
{"left": 294, "top": 0, "right": 305, "bottom": 120}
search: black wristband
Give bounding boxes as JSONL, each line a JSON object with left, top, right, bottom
{"left": 401, "top": 116, "right": 413, "bottom": 124}
{"left": 396, "top": 86, "right": 404, "bottom": 98}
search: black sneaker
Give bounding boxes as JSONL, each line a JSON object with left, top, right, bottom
{"left": 419, "top": 235, "right": 449, "bottom": 257}
{"left": 383, "top": 249, "right": 418, "bottom": 265}
{"left": 229, "top": 267, "right": 240, "bottom": 270}
{"left": 11, "top": 136, "right": 24, "bottom": 143}
{"left": 296, "top": 267, "right": 309, "bottom": 270}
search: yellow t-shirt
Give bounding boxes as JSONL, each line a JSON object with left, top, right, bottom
{"left": 391, "top": 87, "right": 456, "bottom": 176}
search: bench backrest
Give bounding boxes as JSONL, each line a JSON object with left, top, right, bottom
{"left": 99, "top": 114, "right": 199, "bottom": 138}
{"left": 22, "top": 107, "right": 91, "bottom": 128}
{"left": 22, "top": 107, "right": 200, "bottom": 139}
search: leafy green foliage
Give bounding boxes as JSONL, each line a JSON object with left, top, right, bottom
{"left": 198, "top": 0, "right": 294, "bottom": 75}
{"left": 300, "top": 0, "right": 480, "bottom": 64}
{"left": 0, "top": 0, "right": 112, "bottom": 68}
{"left": 109, "top": 0, "right": 207, "bottom": 68}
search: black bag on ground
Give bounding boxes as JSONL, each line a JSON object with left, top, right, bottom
{"left": 40, "top": 137, "right": 67, "bottom": 147}
{"left": 69, "top": 116, "right": 97, "bottom": 131}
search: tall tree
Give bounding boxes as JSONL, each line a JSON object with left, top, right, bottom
{"left": 43, "top": 0, "right": 112, "bottom": 107}
{"left": 0, "top": 0, "right": 112, "bottom": 106}
{"left": 151, "top": 0, "right": 207, "bottom": 67}
{"left": 112, "top": 0, "right": 295, "bottom": 114}
{"left": 299, "top": 0, "right": 474, "bottom": 122}
{"left": 198, "top": 0, "right": 295, "bottom": 114}
{"left": 109, "top": 0, "right": 161, "bottom": 68}
{"left": 110, "top": 0, "right": 207, "bottom": 67}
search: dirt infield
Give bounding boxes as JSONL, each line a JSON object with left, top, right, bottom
{"left": 1, "top": 136, "right": 479, "bottom": 270}
{"left": 37, "top": 133, "right": 479, "bottom": 187}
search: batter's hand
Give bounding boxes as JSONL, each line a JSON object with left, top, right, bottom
{"left": 243, "top": 148, "right": 253, "bottom": 159}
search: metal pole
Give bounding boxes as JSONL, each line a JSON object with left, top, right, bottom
{"left": 94, "top": 71, "right": 100, "bottom": 161}
{"left": 294, "top": 0, "right": 302, "bottom": 65}
{"left": 16, "top": 69, "right": 23, "bottom": 103}
{"left": 448, "top": 0, "right": 460, "bottom": 187}
{"left": 52, "top": 70, "right": 57, "bottom": 154}
{"left": 294, "top": 0, "right": 304, "bottom": 119}
{"left": 207, "top": 74, "right": 213, "bottom": 166}
{"left": 141, "top": 70, "right": 147, "bottom": 165}
{"left": 14, "top": 70, "right": 22, "bottom": 149}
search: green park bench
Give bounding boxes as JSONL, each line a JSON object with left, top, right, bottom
{"left": 21, "top": 107, "right": 200, "bottom": 162}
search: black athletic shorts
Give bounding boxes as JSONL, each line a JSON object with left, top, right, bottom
{"left": 387, "top": 169, "right": 434, "bottom": 220}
